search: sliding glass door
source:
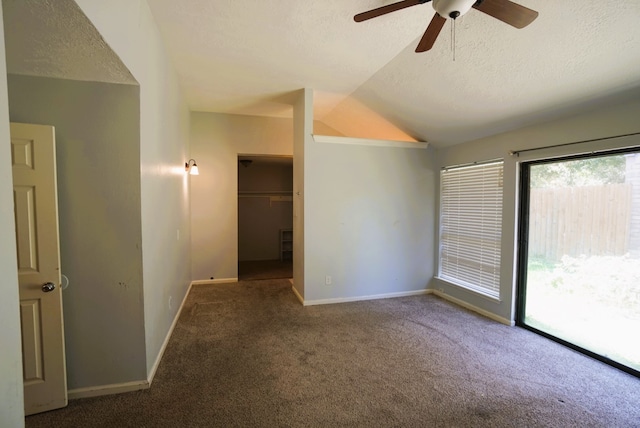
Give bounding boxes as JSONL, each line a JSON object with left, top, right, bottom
{"left": 518, "top": 150, "right": 640, "bottom": 376}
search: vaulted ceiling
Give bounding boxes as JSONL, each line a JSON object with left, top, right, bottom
{"left": 145, "top": 0, "right": 640, "bottom": 147}
{"left": 3, "top": 0, "right": 136, "bottom": 85}
{"left": 4, "top": 1, "right": 640, "bottom": 147}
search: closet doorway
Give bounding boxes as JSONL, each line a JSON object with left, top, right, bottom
{"left": 238, "top": 155, "right": 293, "bottom": 281}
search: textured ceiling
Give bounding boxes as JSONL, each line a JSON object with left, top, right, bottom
{"left": 146, "top": 0, "right": 640, "bottom": 147}
{"left": 2, "top": 0, "right": 135, "bottom": 84}
{"left": 146, "top": 0, "right": 431, "bottom": 120}
{"left": 4, "top": 1, "right": 639, "bottom": 147}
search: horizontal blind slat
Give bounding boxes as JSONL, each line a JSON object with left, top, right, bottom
{"left": 439, "top": 161, "right": 503, "bottom": 298}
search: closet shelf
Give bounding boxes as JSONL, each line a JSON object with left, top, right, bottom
{"left": 238, "top": 191, "right": 293, "bottom": 207}
{"left": 280, "top": 228, "right": 293, "bottom": 262}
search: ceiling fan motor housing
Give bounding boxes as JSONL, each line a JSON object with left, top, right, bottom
{"left": 433, "top": 0, "right": 476, "bottom": 19}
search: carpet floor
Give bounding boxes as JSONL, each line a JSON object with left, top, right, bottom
{"left": 26, "top": 279, "right": 640, "bottom": 427}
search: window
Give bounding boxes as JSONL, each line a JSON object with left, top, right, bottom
{"left": 439, "top": 160, "right": 504, "bottom": 299}
{"left": 518, "top": 150, "right": 640, "bottom": 377}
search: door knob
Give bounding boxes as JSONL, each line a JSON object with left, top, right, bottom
{"left": 42, "top": 282, "right": 56, "bottom": 292}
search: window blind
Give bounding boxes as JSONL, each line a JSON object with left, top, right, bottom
{"left": 439, "top": 161, "right": 504, "bottom": 299}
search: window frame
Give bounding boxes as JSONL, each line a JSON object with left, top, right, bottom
{"left": 437, "top": 160, "right": 504, "bottom": 300}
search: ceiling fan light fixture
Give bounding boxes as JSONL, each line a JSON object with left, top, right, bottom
{"left": 433, "top": 0, "right": 476, "bottom": 19}
{"left": 354, "top": 0, "right": 539, "bottom": 53}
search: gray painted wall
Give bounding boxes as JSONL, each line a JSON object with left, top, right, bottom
{"left": 1, "top": 0, "right": 192, "bottom": 402}
{"left": 304, "top": 139, "right": 436, "bottom": 302}
{"left": 74, "top": 0, "right": 192, "bottom": 380}
{"left": 191, "top": 92, "right": 436, "bottom": 303}
{"left": 0, "top": 7, "right": 25, "bottom": 426}
{"left": 190, "top": 112, "right": 294, "bottom": 280}
{"left": 7, "top": 74, "right": 147, "bottom": 389}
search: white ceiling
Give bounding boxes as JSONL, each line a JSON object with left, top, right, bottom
{"left": 146, "top": 0, "right": 640, "bottom": 147}
{"left": 3, "top": 1, "right": 639, "bottom": 147}
{"left": 3, "top": 0, "right": 136, "bottom": 85}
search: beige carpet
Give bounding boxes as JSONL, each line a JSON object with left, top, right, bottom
{"left": 26, "top": 279, "right": 640, "bottom": 427}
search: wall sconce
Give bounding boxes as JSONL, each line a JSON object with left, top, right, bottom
{"left": 185, "top": 159, "right": 199, "bottom": 175}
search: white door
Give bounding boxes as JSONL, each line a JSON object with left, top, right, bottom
{"left": 11, "top": 122, "right": 67, "bottom": 415}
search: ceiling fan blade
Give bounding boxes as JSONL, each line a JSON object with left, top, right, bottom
{"left": 472, "top": 0, "right": 538, "bottom": 29}
{"left": 415, "top": 13, "right": 446, "bottom": 52}
{"left": 354, "top": 0, "right": 428, "bottom": 22}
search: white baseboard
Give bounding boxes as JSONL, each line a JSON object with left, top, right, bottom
{"left": 68, "top": 380, "right": 149, "bottom": 400}
{"left": 147, "top": 282, "right": 193, "bottom": 386}
{"left": 291, "top": 282, "right": 304, "bottom": 304}
{"left": 302, "top": 289, "right": 430, "bottom": 306}
{"left": 299, "top": 287, "right": 514, "bottom": 325}
{"left": 191, "top": 278, "right": 238, "bottom": 286}
{"left": 431, "top": 289, "right": 514, "bottom": 326}
{"left": 68, "top": 282, "right": 195, "bottom": 400}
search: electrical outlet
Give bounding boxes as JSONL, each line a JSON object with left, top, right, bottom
{"left": 176, "top": 229, "right": 180, "bottom": 241}
{"left": 168, "top": 296, "right": 173, "bottom": 310}
{"left": 325, "top": 275, "right": 332, "bottom": 285}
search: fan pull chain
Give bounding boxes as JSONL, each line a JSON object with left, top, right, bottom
{"left": 450, "top": 18, "right": 454, "bottom": 53}
{"left": 450, "top": 18, "right": 456, "bottom": 61}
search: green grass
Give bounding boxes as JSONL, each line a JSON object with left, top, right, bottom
{"left": 525, "top": 254, "right": 640, "bottom": 371}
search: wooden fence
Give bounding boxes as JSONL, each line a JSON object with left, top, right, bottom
{"left": 528, "top": 184, "right": 632, "bottom": 261}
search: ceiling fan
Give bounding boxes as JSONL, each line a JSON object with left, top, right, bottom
{"left": 354, "top": 0, "right": 538, "bottom": 53}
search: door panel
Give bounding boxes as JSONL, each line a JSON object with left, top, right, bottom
{"left": 11, "top": 122, "right": 67, "bottom": 415}
{"left": 13, "top": 185, "right": 38, "bottom": 271}
{"left": 20, "top": 300, "right": 44, "bottom": 385}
